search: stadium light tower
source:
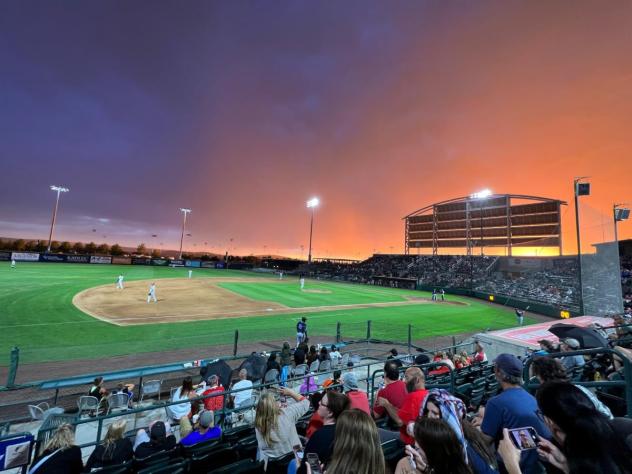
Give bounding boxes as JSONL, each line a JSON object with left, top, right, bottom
{"left": 178, "top": 208, "right": 192, "bottom": 259}
{"left": 574, "top": 177, "right": 590, "bottom": 315}
{"left": 614, "top": 203, "right": 630, "bottom": 245}
{"left": 470, "top": 189, "right": 492, "bottom": 256}
{"left": 306, "top": 197, "right": 320, "bottom": 264}
{"left": 47, "top": 185, "right": 69, "bottom": 252}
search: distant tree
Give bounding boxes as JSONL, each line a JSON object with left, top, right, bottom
{"left": 136, "top": 243, "right": 147, "bottom": 255}
{"left": 110, "top": 244, "right": 124, "bottom": 256}
{"left": 96, "top": 243, "right": 110, "bottom": 255}
{"left": 151, "top": 249, "right": 161, "bottom": 258}
{"left": 72, "top": 242, "right": 85, "bottom": 254}
{"left": 34, "top": 240, "right": 47, "bottom": 252}
{"left": 59, "top": 241, "right": 72, "bottom": 253}
{"left": 85, "top": 242, "right": 97, "bottom": 254}
{"left": 23, "top": 241, "right": 35, "bottom": 251}
{"left": 13, "top": 239, "right": 26, "bottom": 251}
{"left": 0, "top": 239, "right": 6, "bottom": 250}
{"left": 49, "top": 241, "right": 60, "bottom": 252}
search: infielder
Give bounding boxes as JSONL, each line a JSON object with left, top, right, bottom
{"left": 188, "top": 269, "right": 193, "bottom": 279}
{"left": 279, "top": 271, "right": 283, "bottom": 280}
{"left": 11, "top": 259, "right": 16, "bottom": 269}
{"left": 116, "top": 274, "right": 124, "bottom": 289}
{"left": 147, "top": 282, "right": 157, "bottom": 303}
{"left": 299, "top": 273, "right": 305, "bottom": 290}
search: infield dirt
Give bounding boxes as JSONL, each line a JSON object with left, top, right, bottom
{"left": 73, "top": 277, "right": 464, "bottom": 326}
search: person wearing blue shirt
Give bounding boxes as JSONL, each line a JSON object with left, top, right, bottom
{"left": 481, "top": 354, "right": 551, "bottom": 474}
{"left": 179, "top": 410, "right": 222, "bottom": 447}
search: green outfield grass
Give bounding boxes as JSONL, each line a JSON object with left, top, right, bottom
{"left": 0, "top": 262, "right": 533, "bottom": 365}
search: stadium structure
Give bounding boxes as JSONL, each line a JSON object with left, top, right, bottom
{"left": 403, "top": 192, "right": 565, "bottom": 256}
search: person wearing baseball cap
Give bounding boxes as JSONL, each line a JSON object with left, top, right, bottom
{"left": 560, "top": 338, "right": 586, "bottom": 371}
{"left": 480, "top": 354, "right": 551, "bottom": 474}
{"left": 179, "top": 410, "right": 222, "bottom": 447}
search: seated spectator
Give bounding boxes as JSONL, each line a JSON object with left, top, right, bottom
{"left": 318, "top": 346, "right": 330, "bottom": 362}
{"left": 231, "top": 369, "right": 254, "bottom": 408}
{"left": 388, "top": 348, "right": 404, "bottom": 368}
{"left": 324, "top": 409, "right": 386, "bottom": 474}
{"left": 306, "top": 345, "right": 319, "bottom": 366}
{"left": 112, "top": 382, "right": 135, "bottom": 406}
{"left": 429, "top": 352, "right": 450, "bottom": 376}
{"left": 299, "top": 391, "right": 350, "bottom": 474}
{"left": 134, "top": 420, "right": 176, "bottom": 459}
{"left": 299, "top": 373, "right": 318, "bottom": 395}
{"left": 254, "top": 387, "right": 309, "bottom": 463}
{"left": 266, "top": 353, "right": 281, "bottom": 373}
{"left": 180, "top": 410, "right": 222, "bottom": 446}
{"left": 201, "top": 375, "right": 224, "bottom": 412}
{"left": 167, "top": 376, "right": 196, "bottom": 424}
{"left": 329, "top": 345, "right": 342, "bottom": 365}
{"left": 395, "top": 417, "right": 472, "bottom": 474}
{"left": 499, "top": 382, "right": 632, "bottom": 474}
{"left": 293, "top": 347, "right": 306, "bottom": 366}
{"left": 376, "top": 366, "right": 428, "bottom": 444}
{"left": 373, "top": 361, "right": 407, "bottom": 422}
{"left": 29, "top": 423, "right": 83, "bottom": 474}
{"left": 321, "top": 370, "right": 342, "bottom": 392}
{"left": 280, "top": 341, "right": 292, "bottom": 367}
{"left": 480, "top": 354, "right": 550, "bottom": 474}
{"left": 474, "top": 342, "right": 487, "bottom": 363}
{"left": 414, "top": 352, "right": 431, "bottom": 365}
{"left": 460, "top": 350, "right": 472, "bottom": 366}
{"left": 341, "top": 372, "right": 370, "bottom": 415}
{"left": 85, "top": 419, "right": 133, "bottom": 471}
{"left": 305, "top": 392, "right": 324, "bottom": 439}
{"left": 531, "top": 356, "right": 612, "bottom": 419}
{"left": 559, "top": 338, "right": 585, "bottom": 371}
{"left": 535, "top": 339, "right": 556, "bottom": 355}
{"left": 88, "top": 376, "right": 108, "bottom": 401}
{"left": 419, "top": 389, "right": 498, "bottom": 474}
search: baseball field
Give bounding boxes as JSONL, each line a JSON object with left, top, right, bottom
{"left": 0, "top": 262, "right": 534, "bottom": 365}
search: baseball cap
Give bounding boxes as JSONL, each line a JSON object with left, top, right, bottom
{"left": 199, "top": 410, "right": 213, "bottom": 428}
{"left": 562, "top": 338, "right": 580, "bottom": 349}
{"left": 493, "top": 353, "right": 523, "bottom": 377}
{"left": 342, "top": 372, "right": 358, "bottom": 391}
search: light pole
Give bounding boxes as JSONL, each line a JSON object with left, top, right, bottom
{"left": 47, "top": 185, "right": 69, "bottom": 252}
{"left": 614, "top": 203, "right": 630, "bottom": 245}
{"left": 469, "top": 189, "right": 492, "bottom": 257}
{"left": 574, "top": 177, "right": 590, "bottom": 315}
{"left": 306, "top": 197, "right": 319, "bottom": 264}
{"left": 178, "top": 208, "right": 192, "bottom": 259}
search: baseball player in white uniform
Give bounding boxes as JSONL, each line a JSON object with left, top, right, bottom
{"left": 147, "top": 283, "right": 157, "bottom": 303}
{"left": 11, "top": 259, "right": 16, "bottom": 268}
{"left": 116, "top": 274, "right": 124, "bottom": 289}
{"left": 188, "top": 269, "right": 193, "bottom": 279}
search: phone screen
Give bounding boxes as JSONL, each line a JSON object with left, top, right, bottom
{"left": 293, "top": 445, "right": 304, "bottom": 462}
{"left": 508, "top": 427, "right": 539, "bottom": 450}
{"left": 307, "top": 453, "right": 323, "bottom": 474}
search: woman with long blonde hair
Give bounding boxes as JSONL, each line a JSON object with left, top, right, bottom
{"left": 254, "top": 387, "right": 310, "bottom": 465}
{"left": 85, "top": 419, "right": 133, "bottom": 470}
{"left": 326, "top": 409, "right": 385, "bottom": 474}
{"left": 29, "top": 423, "right": 83, "bottom": 473}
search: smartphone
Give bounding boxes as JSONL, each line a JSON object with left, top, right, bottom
{"left": 307, "top": 453, "right": 323, "bottom": 474}
{"left": 293, "top": 444, "right": 304, "bottom": 462}
{"left": 508, "top": 427, "right": 539, "bottom": 450}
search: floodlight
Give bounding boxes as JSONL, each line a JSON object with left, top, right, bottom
{"left": 178, "top": 208, "right": 192, "bottom": 258}
{"left": 306, "top": 197, "right": 320, "bottom": 208}
{"left": 470, "top": 189, "right": 492, "bottom": 199}
{"left": 306, "top": 197, "right": 320, "bottom": 264}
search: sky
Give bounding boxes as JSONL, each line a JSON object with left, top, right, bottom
{"left": 1, "top": 1, "right": 631, "bottom": 259}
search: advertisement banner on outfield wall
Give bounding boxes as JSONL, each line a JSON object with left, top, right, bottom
{"left": 170, "top": 259, "right": 184, "bottom": 266}
{"left": 215, "top": 262, "right": 225, "bottom": 269}
{"left": 0, "top": 251, "right": 11, "bottom": 261}
{"left": 201, "top": 261, "right": 215, "bottom": 268}
{"left": 111, "top": 257, "right": 132, "bottom": 265}
{"left": 185, "top": 260, "right": 201, "bottom": 268}
{"left": 66, "top": 255, "right": 90, "bottom": 263}
{"left": 152, "top": 259, "right": 169, "bottom": 266}
{"left": 40, "top": 254, "right": 67, "bottom": 262}
{"left": 132, "top": 257, "right": 151, "bottom": 265}
{"left": 11, "top": 252, "right": 40, "bottom": 261}
{"left": 90, "top": 256, "right": 112, "bottom": 264}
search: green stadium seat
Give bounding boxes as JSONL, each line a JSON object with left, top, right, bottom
{"left": 137, "top": 458, "right": 189, "bottom": 474}
{"left": 189, "top": 446, "right": 240, "bottom": 474}
{"left": 208, "top": 459, "right": 265, "bottom": 474}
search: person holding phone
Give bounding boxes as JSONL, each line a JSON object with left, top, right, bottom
{"left": 254, "top": 387, "right": 309, "bottom": 464}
